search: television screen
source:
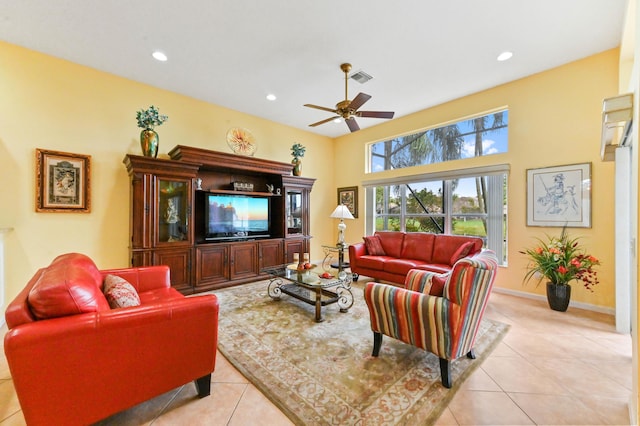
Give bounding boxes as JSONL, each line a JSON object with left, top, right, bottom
{"left": 205, "top": 193, "right": 270, "bottom": 240}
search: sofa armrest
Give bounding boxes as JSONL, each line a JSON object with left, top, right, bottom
{"left": 100, "top": 265, "right": 170, "bottom": 293}
{"left": 348, "top": 243, "right": 366, "bottom": 265}
{"left": 404, "top": 269, "right": 440, "bottom": 293}
{"left": 4, "top": 293, "right": 218, "bottom": 426}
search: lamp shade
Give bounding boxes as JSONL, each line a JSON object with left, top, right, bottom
{"left": 330, "top": 204, "right": 354, "bottom": 220}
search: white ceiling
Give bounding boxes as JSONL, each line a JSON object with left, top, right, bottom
{"left": 0, "top": 0, "right": 628, "bottom": 138}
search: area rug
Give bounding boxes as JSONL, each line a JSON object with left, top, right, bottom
{"left": 215, "top": 280, "right": 509, "bottom": 425}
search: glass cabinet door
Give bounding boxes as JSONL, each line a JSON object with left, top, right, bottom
{"left": 158, "top": 179, "right": 189, "bottom": 243}
{"left": 286, "top": 190, "right": 303, "bottom": 235}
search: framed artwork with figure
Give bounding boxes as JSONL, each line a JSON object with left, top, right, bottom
{"left": 526, "top": 162, "right": 591, "bottom": 227}
{"left": 36, "top": 148, "right": 91, "bottom": 213}
{"left": 337, "top": 186, "right": 358, "bottom": 218}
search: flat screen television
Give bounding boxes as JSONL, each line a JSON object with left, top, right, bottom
{"left": 202, "top": 193, "right": 270, "bottom": 241}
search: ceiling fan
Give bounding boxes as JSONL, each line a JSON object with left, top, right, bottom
{"left": 304, "top": 63, "right": 395, "bottom": 132}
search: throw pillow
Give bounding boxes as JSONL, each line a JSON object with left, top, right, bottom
{"left": 103, "top": 275, "right": 141, "bottom": 309}
{"left": 363, "top": 235, "right": 386, "bottom": 256}
{"left": 449, "top": 241, "right": 475, "bottom": 265}
{"left": 429, "top": 274, "right": 448, "bottom": 296}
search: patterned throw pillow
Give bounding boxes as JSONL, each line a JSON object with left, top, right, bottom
{"left": 363, "top": 235, "right": 386, "bottom": 256}
{"left": 449, "top": 241, "right": 475, "bottom": 265}
{"left": 103, "top": 275, "right": 141, "bottom": 309}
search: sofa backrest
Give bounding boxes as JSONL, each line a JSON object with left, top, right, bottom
{"left": 374, "top": 231, "right": 405, "bottom": 258}
{"left": 400, "top": 232, "right": 436, "bottom": 262}
{"left": 431, "top": 234, "right": 484, "bottom": 266}
{"left": 27, "top": 253, "right": 110, "bottom": 321}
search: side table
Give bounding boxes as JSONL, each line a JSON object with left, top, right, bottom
{"left": 321, "top": 244, "right": 358, "bottom": 282}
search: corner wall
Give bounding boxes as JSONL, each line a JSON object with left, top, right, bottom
{"left": 333, "top": 49, "right": 619, "bottom": 309}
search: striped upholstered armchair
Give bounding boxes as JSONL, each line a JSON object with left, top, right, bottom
{"left": 364, "top": 249, "right": 498, "bottom": 388}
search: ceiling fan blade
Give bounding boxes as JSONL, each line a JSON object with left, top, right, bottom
{"left": 304, "top": 104, "right": 337, "bottom": 114}
{"left": 348, "top": 93, "right": 371, "bottom": 111}
{"left": 309, "top": 116, "right": 338, "bottom": 127}
{"left": 346, "top": 117, "right": 360, "bottom": 132}
{"left": 357, "top": 111, "right": 395, "bottom": 119}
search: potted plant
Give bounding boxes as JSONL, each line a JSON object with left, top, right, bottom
{"left": 136, "top": 105, "right": 168, "bottom": 158}
{"left": 290, "top": 143, "right": 306, "bottom": 176}
{"left": 520, "top": 227, "right": 600, "bottom": 311}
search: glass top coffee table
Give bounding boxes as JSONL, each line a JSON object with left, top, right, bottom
{"left": 262, "top": 264, "right": 354, "bottom": 322}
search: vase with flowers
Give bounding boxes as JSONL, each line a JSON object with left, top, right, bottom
{"left": 520, "top": 227, "right": 600, "bottom": 311}
{"left": 290, "top": 143, "right": 306, "bottom": 176}
{"left": 136, "top": 105, "right": 168, "bottom": 158}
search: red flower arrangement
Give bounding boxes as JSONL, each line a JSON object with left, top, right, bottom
{"left": 520, "top": 227, "right": 600, "bottom": 291}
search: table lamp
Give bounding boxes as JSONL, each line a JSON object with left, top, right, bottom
{"left": 330, "top": 204, "right": 354, "bottom": 247}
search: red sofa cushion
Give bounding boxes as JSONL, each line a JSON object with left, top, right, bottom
{"left": 450, "top": 241, "right": 476, "bottom": 265}
{"left": 384, "top": 259, "right": 430, "bottom": 276}
{"left": 363, "top": 235, "right": 386, "bottom": 255}
{"left": 431, "top": 235, "right": 483, "bottom": 265}
{"left": 374, "top": 231, "right": 405, "bottom": 258}
{"left": 357, "top": 255, "right": 390, "bottom": 271}
{"left": 28, "top": 253, "right": 110, "bottom": 320}
{"left": 400, "top": 232, "right": 435, "bottom": 262}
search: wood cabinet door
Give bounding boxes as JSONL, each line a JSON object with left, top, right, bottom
{"left": 154, "top": 248, "right": 192, "bottom": 293}
{"left": 284, "top": 239, "right": 307, "bottom": 264}
{"left": 196, "top": 245, "right": 229, "bottom": 286}
{"left": 258, "top": 239, "right": 283, "bottom": 271}
{"left": 230, "top": 242, "right": 258, "bottom": 280}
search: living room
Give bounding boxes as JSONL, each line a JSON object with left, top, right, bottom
{"left": 0, "top": 1, "right": 637, "bottom": 424}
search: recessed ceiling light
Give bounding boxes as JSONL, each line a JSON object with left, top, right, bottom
{"left": 152, "top": 51, "right": 168, "bottom": 62}
{"left": 497, "top": 51, "right": 513, "bottom": 62}
{"left": 266, "top": 94, "right": 277, "bottom": 101}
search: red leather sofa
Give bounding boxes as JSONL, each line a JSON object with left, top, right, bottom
{"left": 4, "top": 253, "right": 219, "bottom": 426}
{"left": 349, "top": 231, "right": 483, "bottom": 285}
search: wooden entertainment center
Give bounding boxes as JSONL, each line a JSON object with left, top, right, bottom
{"left": 124, "top": 145, "right": 315, "bottom": 294}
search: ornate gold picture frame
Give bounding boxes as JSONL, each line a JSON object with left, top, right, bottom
{"left": 337, "top": 186, "right": 358, "bottom": 218}
{"left": 36, "top": 148, "right": 91, "bottom": 213}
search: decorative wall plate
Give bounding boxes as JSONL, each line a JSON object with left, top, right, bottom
{"left": 226, "top": 127, "right": 257, "bottom": 156}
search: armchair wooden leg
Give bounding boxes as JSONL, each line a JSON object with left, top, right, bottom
{"left": 372, "top": 332, "right": 382, "bottom": 357}
{"left": 439, "top": 358, "right": 451, "bottom": 388}
{"left": 194, "top": 374, "right": 211, "bottom": 398}
{"left": 467, "top": 349, "right": 476, "bottom": 359}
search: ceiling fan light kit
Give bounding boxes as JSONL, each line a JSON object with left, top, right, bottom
{"left": 304, "top": 63, "right": 395, "bottom": 132}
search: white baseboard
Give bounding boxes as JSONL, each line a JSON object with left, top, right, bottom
{"left": 492, "top": 286, "right": 615, "bottom": 316}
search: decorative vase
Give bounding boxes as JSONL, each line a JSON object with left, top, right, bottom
{"left": 292, "top": 158, "right": 302, "bottom": 176}
{"left": 140, "top": 128, "right": 159, "bottom": 158}
{"left": 546, "top": 282, "right": 571, "bottom": 312}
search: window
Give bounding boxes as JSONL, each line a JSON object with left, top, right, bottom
{"left": 369, "top": 110, "right": 508, "bottom": 173}
{"left": 366, "top": 167, "right": 508, "bottom": 265}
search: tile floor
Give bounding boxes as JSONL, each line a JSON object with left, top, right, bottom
{"left": 0, "top": 290, "right": 632, "bottom": 425}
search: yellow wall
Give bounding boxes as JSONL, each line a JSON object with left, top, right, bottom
{"left": 0, "top": 41, "right": 335, "bottom": 307}
{"left": 333, "top": 49, "right": 619, "bottom": 309}
{"left": 0, "top": 41, "right": 619, "bottom": 312}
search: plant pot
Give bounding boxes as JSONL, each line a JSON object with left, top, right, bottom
{"left": 140, "top": 128, "right": 159, "bottom": 158}
{"left": 546, "top": 282, "right": 571, "bottom": 312}
{"left": 292, "top": 158, "right": 302, "bottom": 176}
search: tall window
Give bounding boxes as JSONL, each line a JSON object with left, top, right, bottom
{"left": 369, "top": 110, "right": 508, "bottom": 173}
{"left": 367, "top": 169, "right": 508, "bottom": 265}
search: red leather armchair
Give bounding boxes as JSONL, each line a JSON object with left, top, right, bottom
{"left": 4, "top": 253, "right": 219, "bottom": 426}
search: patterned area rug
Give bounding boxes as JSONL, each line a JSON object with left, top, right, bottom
{"left": 215, "top": 280, "right": 509, "bottom": 425}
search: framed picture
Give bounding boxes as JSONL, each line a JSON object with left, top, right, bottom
{"left": 337, "top": 186, "right": 358, "bottom": 218}
{"left": 36, "top": 148, "right": 91, "bottom": 213}
{"left": 526, "top": 162, "right": 591, "bottom": 227}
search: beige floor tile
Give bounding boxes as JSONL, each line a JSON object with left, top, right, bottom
{"left": 460, "top": 367, "right": 501, "bottom": 392}
{"left": 434, "top": 407, "right": 459, "bottom": 426}
{"left": 576, "top": 395, "right": 631, "bottom": 425}
{"left": 0, "top": 380, "right": 21, "bottom": 423}
{"left": 153, "top": 382, "right": 246, "bottom": 426}
{"left": 228, "top": 384, "right": 294, "bottom": 426}
{"left": 212, "top": 351, "right": 250, "bottom": 384}
{"left": 94, "top": 386, "right": 182, "bottom": 426}
{"left": 481, "top": 356, "right": 568, "bottom": 395}
{"left": 509, "top": 392, "right": 614, "bottom": 425}
{"left": 448, "top": 390, "right": 534, "bottom": 425}
{"left": 0, "top": 412, "right": 25, "bottom": 426}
